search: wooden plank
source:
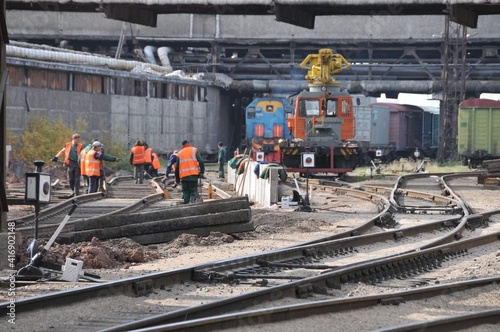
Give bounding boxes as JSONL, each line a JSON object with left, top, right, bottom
{"left": 70, "top": 209, "right": 251, "bottom": 242}
{"left": 75, "top": 196, "right": 249, "bottom": 231}
{"left": 130, "top": 221, "right": 255, "bottom": 245}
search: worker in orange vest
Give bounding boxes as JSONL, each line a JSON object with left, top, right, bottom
{"left": 151, "top": 151, "right": 161, "bottom": 178}
{"left": 51, "top": 133, "right": 83, "bottom": 196}
{"left": 80, "top": 139, "right": 121, "bottom": 193}
{"left": 129, "top": 140, "right": 145, "bottom": 184}
{"left": 175, "top": 140, "right": 205, "bottom": 204}
{"left": 85, "top": 141, "right": 104, "bottom": 193}
{"left": 143, "top": 142, "right": 153, "bottom": 178}
{"left": 161, "top": 150, "right": 179, "bottom": 188}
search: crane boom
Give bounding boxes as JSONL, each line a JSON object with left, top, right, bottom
{"left": 300, "top": 48, "right": 350, "bottom": 86}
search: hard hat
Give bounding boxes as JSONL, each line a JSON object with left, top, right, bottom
{"left": 92, "top": 141, "right": 102, "bottom": 147}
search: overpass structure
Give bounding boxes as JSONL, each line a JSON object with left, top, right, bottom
{"left": 4, "top": 10, "right": 500, "bottom": 97}
{"left": 2, "top": 1, "right": 500, "bottom": 257}
{"left": 6, "top": 0, "right": 500, "bottom": 29}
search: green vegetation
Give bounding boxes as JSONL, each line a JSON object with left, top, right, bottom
{"left": 96, "top": 132, "right": 129, "bottom": 171}
{"left": 8, "top": 114, "right": 130, "bottom": 172}
{"left": 8, "top": 115, "right": 85, "bottom": 163}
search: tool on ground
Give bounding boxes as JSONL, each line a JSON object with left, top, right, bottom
{"left": 208, "top": 181, "right": 214, "bottom": 199}
{"left": 16, "top": 202, "right": 101, "bottom": 281}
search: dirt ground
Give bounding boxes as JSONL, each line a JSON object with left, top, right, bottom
{"left": 3, "top": 164, "right": 500, "bottom": 332}
{"left": 3, "top": 163, "right": 499, "bottom": 283}
{"left": 4, "top": 163, "right": 378, "bottom": 279}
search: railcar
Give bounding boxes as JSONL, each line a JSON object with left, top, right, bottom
{"left": 458, "top": 98, "right": 500, "bottom": 167}
{"left": 245, "top": 97, "right": 293, "bottom": 162}
{"left": 355, "top": 102, "right": 439, "bottom": 163}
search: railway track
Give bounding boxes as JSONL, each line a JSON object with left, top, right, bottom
{"left": 1, "top": 171, "right": 499, "bottom": 331}
{"left": 10, "top": 176, "right": 226, "bottom": 240}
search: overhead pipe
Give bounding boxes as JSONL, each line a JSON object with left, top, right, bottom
{"left": 143, "top": 45, "right": 158, "bottom": 65}
{"left": 157, "top": 47, "right": 173, "bottom": 72}
{"left": 6, "top": 44, "right": 172, "bottom": 74}
{"left": 229, "top": 79, "right": 500, "bottom": 97}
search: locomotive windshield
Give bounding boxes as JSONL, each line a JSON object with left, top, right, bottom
{"left": 298, "top": 99, "right": 320, "bottom": 117}
{"left": 298, "top": 99, "right": 338, "bottom": 117}
{"left": 326, "top": 100, "right": 337, "bottom": 116}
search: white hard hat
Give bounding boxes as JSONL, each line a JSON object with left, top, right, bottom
{"left": 92, "top": 141, "right": 102, "bottom": 147}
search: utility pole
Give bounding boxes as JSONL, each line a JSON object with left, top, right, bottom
{"left": 438, "top": 14, "right": 467, "bottom": 162}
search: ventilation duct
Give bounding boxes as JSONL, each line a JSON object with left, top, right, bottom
{"left": 143, "top": 45, "right": 158, "bottom": 65}
{"left": 157, "top": 47, "right": 173, "bottom": 72}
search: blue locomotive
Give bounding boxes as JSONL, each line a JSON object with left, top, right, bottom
{"left": 245, "top": 97, "right": 294, "bottom": 162}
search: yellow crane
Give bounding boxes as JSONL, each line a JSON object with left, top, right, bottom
{"left": 300, "top": 48, "right": 350, "bottom": 86}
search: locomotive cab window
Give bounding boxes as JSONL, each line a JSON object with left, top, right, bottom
{"left": 326, "top": 100, "right": 337, "bottom": 117}
{"left": 340, "top": 98, "right": 352, "bottom": 115}
{"left": 299, "top": 99, "right": 320, "bottom": 117}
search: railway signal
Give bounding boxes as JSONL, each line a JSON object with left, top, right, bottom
{"left": 296, "top": 152, "right": 315, "bottom": 212}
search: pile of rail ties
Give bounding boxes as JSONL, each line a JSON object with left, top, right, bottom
{"left": 478, "top": 159, "right": 500, "bottom": 186}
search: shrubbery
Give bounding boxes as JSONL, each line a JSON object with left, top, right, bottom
{"left": 8, "top": 115, "right": 130, "bottom": 172}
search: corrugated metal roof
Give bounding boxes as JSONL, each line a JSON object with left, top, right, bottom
{"left": 370, "top": 102, "right": 420, "bottom": 112}
{"left": 460, "top": 98, "right": 500, "bottom": 107}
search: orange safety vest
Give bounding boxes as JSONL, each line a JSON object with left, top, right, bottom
{"left": 178, "top": 146, "right": 200, "bottom": 179}
{"left": 131, "top": 145, "right": 145, "bottom": 165}
{"left": 151, "top": 152, "right": 160, "bottom": 170}
{"left": 144, "top": 147, "right": 152, "bottom": 163}
{"left": 79, "top": 148, "right": 88, "bottom": 176}
{"left": 64, "top": 142, "right": 83, "bottom": 167}
{"left": 85, "top": 149, "right": 102, "bottom": 177}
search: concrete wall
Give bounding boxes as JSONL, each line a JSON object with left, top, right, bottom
{"left": 6, "top": 86, "right": 229, "bottom": 156}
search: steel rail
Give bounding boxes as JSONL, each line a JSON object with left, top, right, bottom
{"left": 375, "top": 308, "right": 500, "bottom": 332}
{"left": 9, "top": 192, "right": 104, "bottom": 225}
{"left": 2, "top": 175, "right": 496, "bottom": 331}
{"left": 0, "top": 185, "right": 454, "bottom": 312}
{"left": 124, "top": 276, "right": 500, "bottom": 332}
{"left": 14, "top": 177, "right": 165, "bottom": 238}
{"left": 100, "top": 230, "right": 500, "bottom": 331}
{"left": 191, "top": 215, "right": 462, "bottom": 283}
{"left": 3, "top": 204, "right": 493, "bottom": 315}
{"left": 2, "top": 198, "right": 497, "bottom": 330}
